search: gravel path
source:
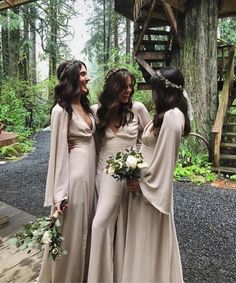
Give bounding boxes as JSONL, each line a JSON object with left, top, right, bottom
{"left": 0, "top": 131, "right": 235, "bottom": 283}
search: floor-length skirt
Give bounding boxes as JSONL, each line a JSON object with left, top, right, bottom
{"left": 38, "top": 141, "right": 96, "bottom": 283}
{"left": 122, "top": 195, "right": 184, "bottom": 283}
{"left": 88, "top": 145, "right": 130, "bottom": 283}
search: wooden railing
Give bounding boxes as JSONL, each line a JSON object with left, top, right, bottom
{"left": 212, "top": 46, "right": 235, "bottom": 167}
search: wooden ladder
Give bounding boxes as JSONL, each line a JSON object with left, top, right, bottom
{"left": 212, "top": 44, "right": 236, "bottom": 174}
{"left": 133, "top": 0, "right": 182, "bottom": 90}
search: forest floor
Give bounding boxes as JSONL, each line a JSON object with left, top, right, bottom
{"left": 0, "top": 131, "right": 235, "bottom": 283}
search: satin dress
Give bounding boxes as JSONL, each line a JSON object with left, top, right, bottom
{"left": 88, "top": 102, "right": 150, "bottom": 282}
{"left": 122, "top": 108, "right": 185, "bottom": 283}
{"left": 38, "top": 104, "right": 96, "bottom": 283}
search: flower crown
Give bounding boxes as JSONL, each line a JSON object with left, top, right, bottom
{"left": 156, "top": 70, "right": 183, "bottom": 90}
{"left": 60, "top": 60, "right": 77, "bottom": 80}
{"left": 105, "top": 67, "right": 128, "bottom": 81}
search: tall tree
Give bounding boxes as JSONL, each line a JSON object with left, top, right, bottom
{"left": 1, "top": 12, "right": 10, "bottom": 79}
{"left": 9, "top": 8, "right": 21, "bottom": 77}
{"left": 126, "top": 18, "right": 131, "bottom": 55}
{"left": 172, "top": 0, "right": 218, "bottom": 140}
{"left": 29, "top": 5, "right": 37, "bottom": 84}
{"left": 19, "top": 6, "right": 30, "bottom": 80}
{"left": 84, "top": 0, "right": 127, "bottom": 67}
{"left": 27, "top": 0, "right": 78, "bottom": 78}
{"left": 48, "top": 0, "right": 58, "bottom": 77}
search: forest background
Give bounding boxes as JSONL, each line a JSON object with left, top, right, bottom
{"left": 0, "top": 0, "right": 235, "bottom": 183}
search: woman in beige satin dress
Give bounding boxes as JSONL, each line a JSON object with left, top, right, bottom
{"left": 124, "top": 67, "right": 191, "bottom": 283}
{"left": 38, "top": 60, "right": 96, "bottom": 283}
{"left": 88, "top": 68, "right": 151, "bottom": 282}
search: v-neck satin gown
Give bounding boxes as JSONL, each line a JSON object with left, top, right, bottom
{"left": 88, "top": 102, "right": 150, "bottom": 282}
{"left": 122, "top": 108, "right": 185, "bottom": 283}
{"left": 38, "top": 104, "right": 96, "bottom": 283}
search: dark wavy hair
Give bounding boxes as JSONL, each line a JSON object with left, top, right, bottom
{"left": 96, "top": 68, "right": 136, "bottom": 138}
{"left": 52, "top": 60, "right": 91, "bottom": 119}
{"left": 150, "top": 67, "right": 190, "bottom": 136}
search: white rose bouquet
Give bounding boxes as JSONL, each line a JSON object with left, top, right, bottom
{"left": 105, "top": 148, "right": 148, "bottom": 196}
{"left": 8, "top": 200, "right": 68, "bottom": 261}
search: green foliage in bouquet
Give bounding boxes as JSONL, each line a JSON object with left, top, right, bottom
{"left": 105, "top": 147, "right": 148, "bottom": 181}
{"left": 8, "top": 203, "right": 68, "bottom": 261}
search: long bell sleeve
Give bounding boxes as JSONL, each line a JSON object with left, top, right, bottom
{"left": 140, "top": 108, "right": 184, "bottom": 214}
{"left": 44, "top": 104, "right": 69, "bottom": 207}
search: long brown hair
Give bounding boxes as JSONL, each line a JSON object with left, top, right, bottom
{"left": 52, "top": 60, "right": 91, "bottom": 119}
{"left": 150, "top": 67, "right": 190, "bottom": 136}
{"left": 96, "top": 68, "right": 136, "bottom": 138}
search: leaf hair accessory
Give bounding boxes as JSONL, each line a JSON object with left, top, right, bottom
{"left": 156, "top": 70, "right": 183, "bottom": 90}
{"left": 60, "top": 60, "right": 77, "bottom": 80}
{"left": 105, "top": 67, "right": 129, "bottom": 81}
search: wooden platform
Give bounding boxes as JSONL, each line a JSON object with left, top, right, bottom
{"left": 0, "top": 131, "right": 17, "bottom": 147}
{"left": 0, "top": 201, "right": 42, "bottom": 282}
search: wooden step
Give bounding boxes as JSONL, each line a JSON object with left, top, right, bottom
{"left": 226, "top": 113, "right": 236, "bottom": 117}
{"left": 137, "top": 51, "right": 167, "bottom": 61}
{"left": 212, "top": 166, "right": 236, "bottom": 174}
{"left": 220, "top": 154, "right": 236, "bottom": 161}
{"left": 143, "top": 29, "right": 170, "bottom": 36}
{"left": 137, "top": 18, "right": 169, "bottom": 27}
{"left": 222, "top": 132, "right": 236, "bottom": 137}
{"left": 224, "top": 122, "right": 236, "bottom": 126}
{"left": 221, "top": 143, "right": 236, "bottom": 149}
{"left": 141, "top": 39, "right": 169, "bottom": 46}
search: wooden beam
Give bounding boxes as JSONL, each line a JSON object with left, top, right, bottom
{"left": 0, "top": 0, "right": 35, "bottom": 10}
{"left": 4, "top": 0, "right": 14, "bottom": 7}
{"left": 212, "top": 47, "right": 235, "bottom": 167}
{"left": 164, "top": 0, "right": 187, "bottom": 12}
{"left": 134, "top": 0, "right": 157, "bottom": 55}
{"left": 162, "top": 0, "right": 182, "bottom": 46}
{"left": 135, "top": 54, "right": 156, "bottom": 76}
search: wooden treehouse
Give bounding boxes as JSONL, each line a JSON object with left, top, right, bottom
{"left": 115, "top": 0, "right": 236, "bottom": 174}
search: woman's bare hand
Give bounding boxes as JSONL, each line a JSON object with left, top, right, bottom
{"left": 54, "top": 200, "right": 68, "bottom": 214}
{"left": 126, "top": 179, "right": 141, "bottom": 193}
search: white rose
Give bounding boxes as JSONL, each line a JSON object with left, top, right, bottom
{"left": 126, "top": 155, "right": 138, "bottom": 169}
{"left": 108, "top": 166, "right": 115, "bottom": 175}
{"left": 137, "top": 162, "right": 148, "bottom": 169}
{"left": 41, "top": 231, "right": 52, "bottom": 244}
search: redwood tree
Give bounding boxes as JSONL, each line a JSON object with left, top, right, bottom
{"left": 173, "top": 0, "right": 219, "bottom": 141}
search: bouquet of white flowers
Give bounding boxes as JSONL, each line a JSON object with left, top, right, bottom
{"left": 8, "top": 200, "right": 68, "bottom": 261}
{"left": 105, "top": 148, "right": 148, "bottom": 196}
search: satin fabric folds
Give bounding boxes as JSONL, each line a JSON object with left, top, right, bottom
{"left": 122, "top": 108, "right": 185, "bottom": 283}
{"left": 38, "top": 104, "right": 96, "bottom": 283}
{"left": 88, "top": 102, "right": 150, "bottom": 283}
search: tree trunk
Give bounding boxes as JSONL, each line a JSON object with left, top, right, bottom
{"left": 1, "top": 12, "right": 10, "bottom": 79}
{"left": 103, "top": 0, "right": 106, "bottom": 66}
{"left": 114, "top": 12, "right": 119, "bottom": 62}
{"left": 173, "top": 0, "right": 218, "bottom": 142}
{"left": 49, "top": 0, "right": 57, "bottom": 77}
{"left": 19, "top": 7, "right": 30, "bottom": 80}
{"left": 9, "top": 8, "right": 20, "bottom": 77}
{"left": 126, "top": 18, "right": 131, "bottom": 55}
{"left": 29, "top": 5, "right": 37, "bottom": 84}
